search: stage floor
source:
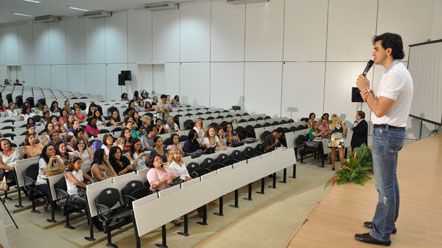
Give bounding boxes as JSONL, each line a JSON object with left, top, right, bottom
{"left": 287, "top": 134, "right": 442, "bottom": 248}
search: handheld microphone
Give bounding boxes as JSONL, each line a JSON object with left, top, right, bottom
{"left": 362, "top": 60, "right": 374, "bottom": 76}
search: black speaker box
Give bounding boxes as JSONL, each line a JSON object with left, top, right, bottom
{"left": 118, "top": 74, "right": 125, "bottom": 86}
{"left": 351, "top": 87, "right": 364, "bottom": 102}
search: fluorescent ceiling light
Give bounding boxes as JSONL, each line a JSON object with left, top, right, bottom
{"left": 24, "top": 0, "right": 41, "bottom": 3}
{"left": 69, "top": 6, "right": 89, "bottom": 12}
{"left": 13, "top": 12, "right": 33, "bottom": 17}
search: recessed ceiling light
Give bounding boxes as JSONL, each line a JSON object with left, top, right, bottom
{"left": 24, "top": 0, "right": 41, "bottom": 3}
{"left": 69, "top": 6, "right": 89, "bottom": 12}
{"left": 13, "top": 12, "right": 33, "bottom": 17}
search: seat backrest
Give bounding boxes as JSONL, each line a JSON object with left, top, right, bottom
{"left": 254, "top": 143, "right": 265, "bottom": 155}
{"left": 184, "top": 119, "right": 194, "bottom": 130}
{"left": 216, "top": 153, "right": 228, "bottom": 164}
{"left": 24, "top": 163, "right": 40, "bottom": 182}
{"left": 260, "top": 130, "right": 274, "bottom": 146}
{"left": 242, "top": 146, "right": 255, "bottom": 158}
{"left": 229, "top": 150, "right": 243, "bottom": 162}
{"left": 54, "top": 177, "right": 67, "bottom": 191}
{"left": 186, "top": 162, "right": 200, "bottom": 177}
{"left": 95, "top": 188, "right": 120, "bottom": 208}
{"left": 295, "top": 134, "right": 307, "bottom": 146}
{"left": 121, "top": 180, "right": 144, "bottom": 198}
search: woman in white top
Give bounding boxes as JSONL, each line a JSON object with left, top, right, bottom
{"left": 164, "top": 116, "right": 179, "bottom": 133}
{"left": 36, "top": 144, "right": 65, "bottom": 197}
{"left": 100, "top": 133, "right": 114, "bottom": 157}
{"left": 65, "top": 156, "right": 92, "bottom": 208}
{"left": 19, "top": 105, "right": 35, "bottom": 122}
{"left": 6, "top": 103, "right": 20, "bottom": 120}
{"left": 201, "top": 126, "right": 223, "bottom": 150}
{"left": 74, "top": 138, "right": 93, "bottom": 169}
{"left": 126, "top": 138, "right": 149, "bottom": 171}
{"left": 193, "top": 118, "right": 205, "bottom": 144}
{"left": 0, "top": 139, "right": 21, "bottom": 185}
{"left": 168, "top": 147, "right": 190, "bottom": 181}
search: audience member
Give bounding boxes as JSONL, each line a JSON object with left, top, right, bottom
{"left": 146, "top": 154, "right": 177, "bottom": 191}
{"left": 109, "top": 146, "right": 135, "bottom": 175}
{"left": 351, "top": 111, "right": 368, "bottom": 150}
{"left": 328, "top": 114, "right": 347, "bottom": 170}
{"left": 91, "top": 149, "right": 117, "bottom": 181}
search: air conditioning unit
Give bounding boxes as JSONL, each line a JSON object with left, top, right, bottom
{"left": 227, "top": 0, "right": 269, "bottom": 4}
{"left": 33, "top": 15, "right": 60, "bottom": 23}
{"left": 83, "top": 10, "right": 112, "bottom": 19}
{"left": 145, "top": 2, "right": 179, "bottom": 11}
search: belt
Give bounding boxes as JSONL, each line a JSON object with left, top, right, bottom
{"left": 373, "top": 124, "right": 405, "bottom": 131}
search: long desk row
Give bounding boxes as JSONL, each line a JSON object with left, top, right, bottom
{"left": 132, "top": 147, "right": 296, "bottom": 247}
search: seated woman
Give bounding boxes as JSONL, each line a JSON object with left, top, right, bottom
{"left": 164, "top": 116, "right": 179, "bottom": 133}
{"left": 183, "top": 129, "right": 200, "bottom": 154}
{"left": 50, "top": 101, "right": 62, "bottom": 117}
{"left": 109, "top": 146, "right": 135, "bottom": 175}
{"left": 155, "top": 119, "right": 166, "bottom": 135}
{"left": 144, "top": 102, "right": 153, "bottom": 112}
{"left": 59, "top": 109, "right": 69, "bottom": 126}
{"left": 216, "top": 127, "right": 228, "bottom": 149}
{"left": 224, "top": 122, "right": 240, "bottom": 146}
{"left": 19, "top": 105, "right": 35, "bottom": 122}
{"left": 168, "top": 148, "right": 190, "bottom": 181}
{"left": 193, "top": 119, "right": 205, "bottom": 144}
{"left": 36, "top": 144, "right": 65, "bottom": 201}
{"left": 146, "top": 154, "right": 177, "bottom": 191}
{"left": 328, "top": 114, "right": 347, "bottom": 171}
{"left": 150, "top": 136, "right": 167, "bottom": 162}
{"left": 49, "top": 116, "right": 63, "bottom": 133}
{"left": 126, "top": 138, "right": 149, "bottom": 171}
{"left": 100, "top": 133, "right": 114, "bottom": 156}
{"left": 125, "top": 121, "right": 139, "bottom": 139}
{"left": 23, "top": 134, "right": 44, "bottom": 158}
{"left": 85, "top": 118, "right": 99, "bottom": 138}
{"left": 308, "top": 112, "right": 316, "bottom": 123}
{"left": 0, "top": 139, "right": 22, "bottom": 186}
{"left": 201, "top": 126, "right": 223, "bottom": 150}
{"left": 308, "top": 120, "right": 320, "bottom": 141}
{"left": 91, "top": 149, "right": 117, "bottom": 181}
{"left": 64, "top": 156, "right": 92, "bottom": 208}
{"left": 74, "top": 107, "right": 86, "bottom": 122}
{"left": 74, "top": 138, "right": 93, "bottom": 165}
{"left": 6, "top": 102, "right": 20, "bottom": 120}
{"left": 120, "top": 128, "right": 133, "bottom": 153}
{"left": 166, "top": 133, "right": 182, "bottom": 151}
{"left": 93, "top": 109, "right": 105, "bottom": 126}
{"left": 55, "top": 141, "right": 73, "bottom": 165}
{"left": 109, "top": 110, "right": 122, "bottom": 126}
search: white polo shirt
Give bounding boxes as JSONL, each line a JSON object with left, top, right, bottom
{"left": 372, "top": 60, "right": 413, "bottom": 127}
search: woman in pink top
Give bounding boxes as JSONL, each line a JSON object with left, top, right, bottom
{"left": 146, "top": 154, "right": 177, "bottom": 191}
{"left": 85, "top": 118, "right": 99, "bottom": 138}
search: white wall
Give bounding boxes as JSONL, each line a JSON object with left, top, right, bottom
{"left": 0, "top": 0, "right": 440, "bottom": 121}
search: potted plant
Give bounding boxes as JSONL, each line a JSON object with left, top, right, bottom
{"left": 326, "top": 144, "right": 373, "bottom": 186}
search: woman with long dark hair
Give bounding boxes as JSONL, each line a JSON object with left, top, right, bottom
{"left": 91, "top": 149, "right": 117, "bottom": 181}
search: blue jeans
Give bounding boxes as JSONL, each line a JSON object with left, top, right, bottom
{"left": 370, "top": 127, "right": 405, "bottom": 241}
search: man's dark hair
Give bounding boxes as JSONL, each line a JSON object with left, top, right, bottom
{"left": 373, "top": 33, "right": 405, "bottom": 60}
{"left": 357, "top": 110, "right": 366, "bottom": 119}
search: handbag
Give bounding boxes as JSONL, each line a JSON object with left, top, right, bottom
{"left": 0, "top": 176, "right": 8, "bottom": 191}
{"left": 43, "top": 161, "right": 67, "bottom": 176}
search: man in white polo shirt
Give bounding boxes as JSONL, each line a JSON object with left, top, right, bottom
{"left": 354, "top": 33, "right": 413, "bottom": 246}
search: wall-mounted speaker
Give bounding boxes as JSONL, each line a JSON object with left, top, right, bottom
{"left": 121, "top": 70, "right": 131, "bottom": 81}
{"left": 118, "top": 74, "right": 125, "bottom": 86}
{"left": 351, "top": 87, "right": 364, "bottom": 102}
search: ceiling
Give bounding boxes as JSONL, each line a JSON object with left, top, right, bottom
{"left": 0, "top": 0, "right": 210, "bottom": 25}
